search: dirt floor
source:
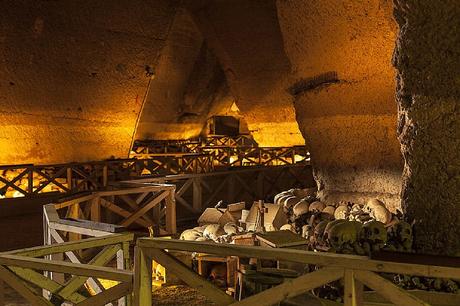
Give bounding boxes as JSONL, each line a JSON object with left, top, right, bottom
{"left": 152, "top": 285, "right": 216, "bottom": 306}
{"left": 3, "top": 284, "right": 216, "bottom": 306}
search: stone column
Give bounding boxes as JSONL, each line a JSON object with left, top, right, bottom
{"left": 393, "top": 1, "right": 460, "bottom": 255}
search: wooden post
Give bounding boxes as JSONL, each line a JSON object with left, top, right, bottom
{"left": 67, "top": 167, "right": 73, "bottom": 191}
{"left": 90, "top": 197, "right": 101, "bottom": 222}
{"left": 344, "top": 270, "right": 363, "bottom": 306}
{"left": 102, "top": 165, "right": 108, "bottom": 187}
{"left": 28, "top": 167, "right": 33, "bottom": 195}
{"left": 68, "top": 204, "right": 82, "bottom": 243}
{"left": 152, "top": 195, "right": 161, "bottom": 236}
{"left": 117, "top": 243, "right": 129, "bottom": 306}
{"left": 192, "top": 178, "right": 202, "bottom": 212}
{"left": 165, "top": 189, "right": 176, "bottom": 235}
{"left": 42, "top": 206, "right": 52, "bottom": 300}
{"left": 133, "top": 246, "right": 152, "bottom": 306}
{"left": 0, "top": 279, "right": 4, "bottom": 306}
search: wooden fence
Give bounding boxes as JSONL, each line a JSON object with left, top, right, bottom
{"left": 134, "top": 238, "right": 460, "bottom": 306}
{"left": 0, "top": 233, "right": 134, "bottom": 306}
{"left": 0, "top": 155, "right": 211, "bottom": 199}
{"left": 47, "top": 183, "right": 177, "bottom": 236}
{"left": 128, "top": 164, "right": 312, "bottom": 218}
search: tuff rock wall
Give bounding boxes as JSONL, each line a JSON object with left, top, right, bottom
{"left": 186, "top": 0, "right": 305, "bottom": 146}
{"left": 0, "top": 0, "right": 178, "bottom": 164}
{"left": 278, "top": 0, "right": 403, "bottom": 211}
{"left": 135, "top": 7, "right": 238, "bottom": 142}
{"left": 393, "top": 1, "right": 460, "bottom": 255}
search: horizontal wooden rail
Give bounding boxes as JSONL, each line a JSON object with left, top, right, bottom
{"left": 138, "top": 239, "right": 460, "bottom": 279}
{"left": 5, "top": 233, "right": 133, "bottom": 257}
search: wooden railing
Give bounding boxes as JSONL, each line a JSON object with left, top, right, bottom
{"left": 134, "top": 238, "right": 460, "bottom": 306}
{"left": 202, "top": 145, "right": 310, "bottom": 168}
{"left": 202, "top": 135, "right": 257, "bottom": 148}
{"left": 128, "top": 163, "right": 311, "bottom": 217}
{"left": 47, "top": 183, "right": 176, "bottom": 236}
{"left": 0, "top": 233, "right": 134, "bottom": 306}
{"left": 0, "top": 156, "right": 212, "bottom": 199}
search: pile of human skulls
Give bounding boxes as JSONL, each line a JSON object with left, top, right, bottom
{"left": 275, "top": 189, "right": 460, "bottom": 295}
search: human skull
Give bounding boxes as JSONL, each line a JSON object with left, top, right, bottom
{"left": 192, "top": 225, "right": 207, "bottom": 234}
{"left": 364, "top": 199, "right": 392, "bottom": 224}
{"left": 223, "top": 222, "right": 239, "bottom": 235}
{"left": 274, "top": 191, "right": 291, "bottom": 204}
{"left": 293, "top": 200, "right": 310, "bottom": 217}
{"left": 363, "top": 199, "right": 384, "bottom": 213}
{"left": 322, "top": 206, "right": 336, "bottom": 217}
{"left": 309, "top": 201, "right": 325, "bottom": 213}
{"left": 394, "top": 221, "right": 413, "bottom": 243}
{"left": 280, "top": 223, "right": 296, "bottom": 232}
{"left": 276, "top": 194, "right": 292, "bottom": 205}
{"left": 362, "top": 221, "right": 388, "bottom": 245}
{"left": 301, "top": 224, "right": 313, "bottom": 240}
{"left": 334, "top": 205, "right": 350, "bottom": 220}
{"left": 323, "top": 219, "right": 346, "bottom": 243}
{"left": 328, "top": 221, "right": 362, "bottom": 250}
{"left": 313, "top": 221, "right": 328, "bottom": 245}
{"left": 180, "top": 229, "right": 202, "bottom": 241}
{"left": 203, "top": 224, "right": 225, "bottom": 240}
{"left": 195, "top": 237, "right": 208, "bottom": 242}
{"left": 283, "top": 196, "right": 301, "bottom": 212}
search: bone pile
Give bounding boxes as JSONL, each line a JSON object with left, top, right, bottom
{"left": 179, "top": 222, "right": 243, "bottom": 244}
{"left": 275, "top": 188, "right": 459, "bottom": 295}
{"left": 275, "top": 189, "right": 410, "bottom": 255}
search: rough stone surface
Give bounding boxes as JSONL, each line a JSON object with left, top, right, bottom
{"left": 0, "top": 1, "right": 178, "bottom": 164}
{"left": 135, "top": 6, "right": 238, "bottom": 141}
{"left": 393, "top": 1, "right": 460, "bottom": 254}
{"left": 135, "top": 8, "right": 207, "bottom": 141}
{"left": 187, "top": 0, "right": 304, "bottom": 146}
{"left": 278, "top": 0, "right": 403, "bottom": 210}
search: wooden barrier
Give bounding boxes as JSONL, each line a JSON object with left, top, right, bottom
{"left": 0, "top": 155, "right": 211, "bottom": 199}
{"left": 0, "top": 233, "right": 134, "bottom": 306}
{"left": 134, "top": 238, "right": 460, "bottom": 306}
{"left": 202, "top": 145, "right": 309, "bottom": 168}
{"left": 47, "top": 183, "right": 177, "bottom": 236}
{"left": 129, "top": 164, "right": 311, "bottom": 217}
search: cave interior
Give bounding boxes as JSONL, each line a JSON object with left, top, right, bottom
{"left": 0, "top": 0, "right": 458, "bottom": 305}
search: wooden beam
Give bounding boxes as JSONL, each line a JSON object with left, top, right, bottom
{"left": 0, "top": 255, "right": 133, "bottom": 282}
{"left": 8, "top": 266, "right": 86, "bottom": 303}
{"left": 90, "top": 197, "right": 101, "bottom": 222}
{"left": 344, "top": 269, "right": 363, "bottom": 306}
{"left": 6, "top": 233, "right": 133, "bottom": 257}
{"left": 165, "top": 190, "right": 176, "bottom": 234}
{"left": 48, "top": 229, "right": 107, "bottom": 298}
{"left": 0, "top": 265, "right": 53, "bottom": 306}
{"left": 76, "top": 282, "right": 132, "bottom": 306}
{"left": 57, "top": 244, "right": 120, "bottom": 299}
{"left": 146, "top": 248, "right": 234, "bottom": 305}
{"left": 120, "top": 194, "right": 156, "bottom": 225}
{"left": 100, "top": 198, "right": 151, "bottom": 228}
{"left": 121, "top": 191, "right": 169, "bottom": 227}
{"left": 133, "top": 246, "right": 152, "bottom": 306}
{"left": 231, "top": 268, "right": 344, "bottom": 306}
{"left": 354, "top": 270, "right": 430, "bottom": 306}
